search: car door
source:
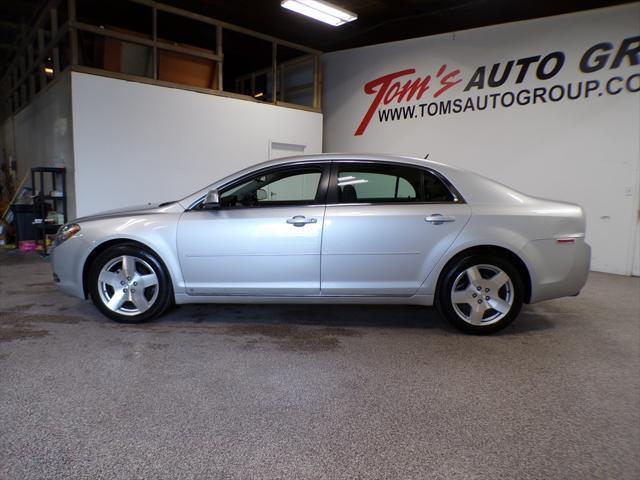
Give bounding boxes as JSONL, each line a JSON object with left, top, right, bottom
{"left": 320, "top": 161, "right": 471, "bottom": 296}
{"left": 177, "top": 163, "right": 329, "bottom": 296}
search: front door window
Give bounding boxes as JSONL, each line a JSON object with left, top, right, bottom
{"left": 220, "top": 168, "right": 323, "bottom": 208}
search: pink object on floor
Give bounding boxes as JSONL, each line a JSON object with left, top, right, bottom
{"left": 18, "top": 241, "right": 37, "bottom": 252}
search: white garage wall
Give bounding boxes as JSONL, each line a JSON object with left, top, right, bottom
{"left": 71, "top": 72, "right": 323, "bottom": 218}
{"left": 322, "top": 3, "right": 640, "bottom": 275}
{"left": 8, "top": 73, "right": 77, "bottom": 217}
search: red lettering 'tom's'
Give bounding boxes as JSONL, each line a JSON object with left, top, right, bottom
{"left": 354, "top": 65, "right": 462, "bottom": 136}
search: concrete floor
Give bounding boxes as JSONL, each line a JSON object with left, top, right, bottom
{"left": 0, "top": 250, "right": 638, "bottom": 480}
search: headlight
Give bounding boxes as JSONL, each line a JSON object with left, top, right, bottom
{"left": 54, "top": 223, "right": 81, "bottom": 247}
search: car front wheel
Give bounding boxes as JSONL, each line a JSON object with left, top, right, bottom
{"left": 88, "top": 244, "right": 173, "bottom": 323}
{"left": 437, "top": 254, "right": 524, "bottom": 334}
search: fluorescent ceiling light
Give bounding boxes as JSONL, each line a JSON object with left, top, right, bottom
{"left": 281, "top": 0, "right": 357, "bottom": 26}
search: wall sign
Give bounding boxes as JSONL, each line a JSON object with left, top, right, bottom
{"left": 354, "top": 36, "right": 640, "bottom": 136}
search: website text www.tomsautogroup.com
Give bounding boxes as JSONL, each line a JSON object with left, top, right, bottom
{"left": 377, "top": 73, "right": 640, "bottom": 123}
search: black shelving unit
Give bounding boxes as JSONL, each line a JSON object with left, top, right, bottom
{"left": 31, "top": 167, "right": 67, "bottom": 255}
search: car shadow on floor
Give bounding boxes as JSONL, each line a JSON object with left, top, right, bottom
{"left": 153, "top": 303, "right": 554, "bottom": 335}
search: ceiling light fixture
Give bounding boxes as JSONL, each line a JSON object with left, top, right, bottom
{"left": 281, "top": 0, "right": 357, "bottom": 26}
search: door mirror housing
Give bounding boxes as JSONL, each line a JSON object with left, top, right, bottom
{"left": 256, "top": 188, "right": 268, "bottom": 201}
{"left": 203, "top": 189, "right": 220, "bottom": 208}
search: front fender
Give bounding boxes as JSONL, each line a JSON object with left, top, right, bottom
{"left": 56, "top": 212, "right": 187, "bottom": 298}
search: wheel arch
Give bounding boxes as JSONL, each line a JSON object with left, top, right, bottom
{"left": 82, "top": 238, "right": 173, "bottom": 299}
{"left": 435, "top": 245, "right": 532, "bottom": 304}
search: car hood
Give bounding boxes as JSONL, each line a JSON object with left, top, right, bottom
{"left": 73, "top": 202, "right": 183, "bottom": 224}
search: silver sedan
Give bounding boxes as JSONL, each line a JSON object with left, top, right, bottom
{"left": 51, "top": 154, "right": 590, "bottom": 334}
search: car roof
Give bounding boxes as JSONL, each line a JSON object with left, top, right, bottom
{"left": 248, "top": 153, "right": 452, "bottom": 171}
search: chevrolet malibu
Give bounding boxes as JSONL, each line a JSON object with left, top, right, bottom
{"left": 51, "top": 154, "right": 590, "bottom": 334}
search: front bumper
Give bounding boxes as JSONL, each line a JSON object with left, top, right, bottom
{"left": 50, "top": 236, "right": 88, "bottom": 299}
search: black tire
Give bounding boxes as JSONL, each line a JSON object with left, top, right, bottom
{"left": 88, "top": 243, "right": 173, "bottom": 323}
{"left": 436, "top": 254, "right": 524, "bottom": 334}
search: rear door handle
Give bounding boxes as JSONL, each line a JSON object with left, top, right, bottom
{"left": 425, "top": 214, "right": 455, "bottom": 225}
{"left": 286, "top": 215, "right": 318, "bottom": 227}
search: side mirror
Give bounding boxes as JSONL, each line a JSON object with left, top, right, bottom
{"left": 203, "top": 189, "right": 220, "bottom": 208}
{"left": 256, "top": 188, "right": 268, "bottom": 201}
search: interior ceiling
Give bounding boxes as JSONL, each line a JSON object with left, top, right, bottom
{"left": 0, "top": 0, "right": 634, "bottom": 74}
{"left": 163, "top": 0, "right": 633, "bottom": 51}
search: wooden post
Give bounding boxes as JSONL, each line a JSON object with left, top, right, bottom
{"left": 20, "top": 83, "right": 27, "bottom": 106}
{"left": 18, "top": 56, "right": 27, "bottom": 104}
{"left": 38, "top": 29, "right": 46, "bottom": 89}
{"left": 313, "top": 54, "right": 321, "bottom": 111}
{"left": 27, "top": 43, "right": 36, "bottom": 98}
{"left": 12, "top": 66, "right": 19, "bottom": 111}
{"left": 68, "top": 0, "right": 78, "bottom": 65}
{"left": 152, "top": 6, "right": 157, "bottom": 79}
{"left": 27, "top": 44, "right": 34, "bottom": 71}
{"left": 271, "top": 42, "right": 277, "bottom": 103}
{"left": 50, "top": 7, "right": 58, "bottom": 36}
{"left": 29, "top": 74, "right": 36, "bottom": 100}
{"left": 50, "top": 6, "right": 60, "bottom": 74}
{"left": 216, "top": 25, "right": 222, "bottom": 90}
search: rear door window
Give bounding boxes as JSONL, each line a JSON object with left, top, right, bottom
{"left": 334, "top": 163, "right": 454, "bottom": 203}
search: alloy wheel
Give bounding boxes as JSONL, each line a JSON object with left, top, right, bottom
{"left": 97, "top": 255, "right": 160, "bottom": 316}
{"left": 450, "top": 264, "right": 514, "bottom": 326}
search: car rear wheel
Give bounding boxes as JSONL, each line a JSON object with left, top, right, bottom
{"left": 88, "top": 244, "right": 173, "bottom": 323}
{"left": 437, "top": 254, "right": 523, "bottom": 334}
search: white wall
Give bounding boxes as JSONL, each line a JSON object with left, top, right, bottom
{"left": 71, "top": 72, "right": 323, "bottom": 217}
{"left": 323, "top": 4, "right": 640, "bottom": 275}
{"left": 10, "top": 73, "right": 77, "bottom": 217}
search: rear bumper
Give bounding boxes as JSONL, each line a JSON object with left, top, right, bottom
{"left": 522, "top": 238, "right": 591, "bottom": 304}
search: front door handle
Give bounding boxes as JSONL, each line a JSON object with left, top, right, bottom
{"left": 425, "top": 214, "right": 456, "bottom": 225}
{"left": 286, "top": 215, "right": 318, "bottom": 227}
